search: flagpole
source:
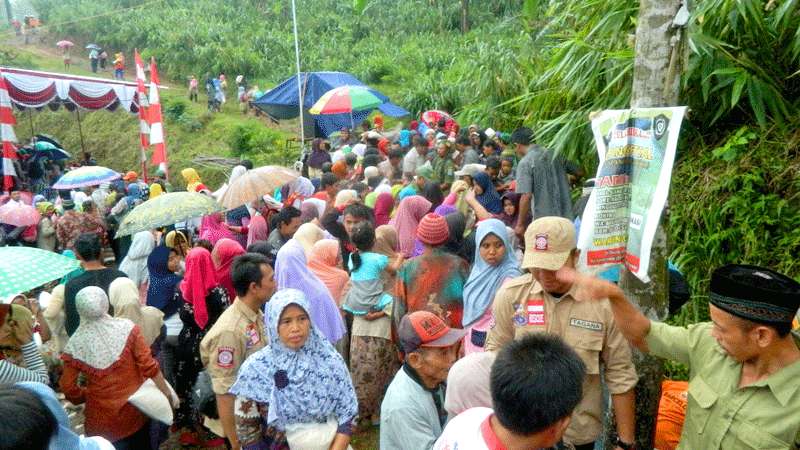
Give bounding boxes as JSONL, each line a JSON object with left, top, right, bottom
{"left": 291, "top": 0, "right": 305, "bottom": 155}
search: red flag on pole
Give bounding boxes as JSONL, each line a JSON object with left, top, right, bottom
{"left": 134, "top": 49, "right": 150, "bottom": 182}
{"left": 148, "top": 57, "right": 168, "bottom": 177}
{"left": 0, "top": 69, "right": 19, "bottom": 192}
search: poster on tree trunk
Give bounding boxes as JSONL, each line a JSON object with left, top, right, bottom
{"left": 577, "top": 106, "right": 686, "bottom": 283}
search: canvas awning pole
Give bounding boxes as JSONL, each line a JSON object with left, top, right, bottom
{"left": 291, "top": 0, "right": 304, "bottom": 151}
{"left": 75, "top": 108, "right": 86, "bottom": 153}
{"left": 27, "top": 109, "right": 33, "bottom": 136}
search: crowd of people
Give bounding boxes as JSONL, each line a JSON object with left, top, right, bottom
{"left": 0, "top": 115, "right": 798, "bottom": 450}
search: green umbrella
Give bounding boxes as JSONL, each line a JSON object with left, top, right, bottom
{"left": 0, "top": 247, "right": 81, "bottom": 297}
{"left": 116, "top": 192, "right": 224, "bottom": 237}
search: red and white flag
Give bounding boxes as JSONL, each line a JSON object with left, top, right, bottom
{"left": 0, "top": 69, "right": 18, "bottom": 192}
{"left": 134, "top": 49, "right": 150, "bottom": 177}
{"left": 148, "top": 57, "right": 167, "bottom": 175}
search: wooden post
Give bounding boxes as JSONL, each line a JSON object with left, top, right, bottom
{"left": 75, "top": 109, "right": 87, "bottom": 153}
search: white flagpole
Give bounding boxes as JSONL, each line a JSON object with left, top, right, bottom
{"left": 291, "top": 0, "right": 305, "bottom": 155}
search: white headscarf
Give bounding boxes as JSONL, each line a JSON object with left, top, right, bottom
{"left": 213, "top": 165, "right": 248, "bottom": 200}
{"left": 109, "top": 278, "right": 164, "bottom": 345}
{"left": 63, "top": 286, "right": 135, "bottom": 370}
{"left": 119, "top": 231, "right": 156, "bottom": 286}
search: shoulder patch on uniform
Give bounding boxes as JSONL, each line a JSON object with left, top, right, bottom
{"left": 217, "top": 346, "right": 235, "bottom": 368}
{"left": 569, "top": 318, "right": 603, "bottom": 332}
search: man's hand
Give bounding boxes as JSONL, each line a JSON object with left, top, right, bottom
{"left": 556, "top": 267, "right": 622, "bottom": 301}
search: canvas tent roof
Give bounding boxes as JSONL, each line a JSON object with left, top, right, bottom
{"left": 252, "top": 71, "right": 409, "bottom": 138}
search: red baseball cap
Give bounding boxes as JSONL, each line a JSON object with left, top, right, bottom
{"left": 398, "top": 311, "right": 467, "bottom": 354}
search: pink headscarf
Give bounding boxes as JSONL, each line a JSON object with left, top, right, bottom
{"left": 211, "top": 238, "right": 246, "bottom": 301}
{"left": 246, "top": 215, "right": 269, "bottom": 247}
{"left": 200, "top": 213, "right": 235, "bottom": 246}
{"left": 307, "top": 240, "right": 350, "bottom": 305}
{"left": 390, "top": 195, "right": 432, "bottom": 257}
{"left": 373, "top": 193, "right": 394, "bottom": 226}
{"left": 180, "top": 247, "right": 219, "bottom": 329}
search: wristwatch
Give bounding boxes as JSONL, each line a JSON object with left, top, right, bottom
{"left": 612, "top": 435, "right": 635, "bottom": 450}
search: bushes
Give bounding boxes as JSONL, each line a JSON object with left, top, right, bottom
{"left": 227, "top": 123, "right": 286, "bottom": 162}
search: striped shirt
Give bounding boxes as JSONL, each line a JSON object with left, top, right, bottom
{"left": 0, "top": 341, "right": 49, "bottom": 384}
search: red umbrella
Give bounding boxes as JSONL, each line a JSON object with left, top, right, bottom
{"left": 0, "top": 203, "right": 41, "bottom": 227}
{"left": 56, "top": 40, "right": 75, "bottom": 48}
{"left": 420, "top": 110, "right": 457, "bottom": 130}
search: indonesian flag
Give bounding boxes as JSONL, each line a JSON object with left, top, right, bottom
{"left": 134, "top": 49, "right": 149, "bottom": 162}
{"left": 148, "top": 57, "right": 167, "bottom": 172}
{"left": 0, "top": 69, "right": 18, "bottom": 192}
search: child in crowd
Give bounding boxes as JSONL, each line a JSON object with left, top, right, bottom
{"left": 342, "top": 222, "right": 403, "bottom": 316}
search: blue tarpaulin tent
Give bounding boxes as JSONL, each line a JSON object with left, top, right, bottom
{"left": 252, "top": 71, "right": 410, "bottom": 138}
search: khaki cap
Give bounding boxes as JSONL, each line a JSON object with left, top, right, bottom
{"left": 522, "top": 216, "right": 576, "bottom": 270}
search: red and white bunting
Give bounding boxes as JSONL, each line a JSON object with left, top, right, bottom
{"left": 0, "top": 69, "right": 18, "bottom": 192}
{"left": 134, "top": 49, "right": 150, "bottom": 179}
{"left": 148, "top": 57, "right": 168, "bottom": 176}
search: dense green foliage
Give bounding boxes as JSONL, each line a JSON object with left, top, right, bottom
{"left": 18, "top": 0, "right": 800, "bottom": 328}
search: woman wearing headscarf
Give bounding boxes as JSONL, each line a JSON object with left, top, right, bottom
{"left": 0, "top": 304, "right": 49, "bottom": 384}
{"left": 14, "top": 382, "right": 116, "bottom": 449}
{"left": 173, "top": 247, "right": 230, "bottom": 435}
{"left": 472, "top": 171, "right": 502, "bottom": 214}
{"left": 148, "top": 182, "right": 163, "bottom": 200}
{"left": 230, "top": 289, "right": 357, "bottom": 450}
{"left": 497, "top": 191, "right": 522, "bottom": 227}
{"left": 60, "top": 287, "right": 175, "bottom": 448}
{"left": 461, "top": 219, "right": 521, "bottom": 354}
{"left": 199, "top": 212, "right": 236, "bottom": 246}
{"left": 274, "top": 240, "right": 345, "bottom": 345}
{"left": 246, "top": 214, "right": 269, "bottom": 247}
{"left": 373, "top": 192, "right": 394, "bottom": 226}
{"left": 390, "top": 195, "right": 432, "bottom": 257}
{"left": 293, "top": 222, "right": 324, "bottom": 256}
{"left": 118, "top": 230, "right": 156, "bottom": 300}
{"left": 181, "top": 167, "right": 203, "bottom": 193}
{"left": 307, "top": 138, "right": 331, "bottom": 179}
{"left": 165, "top": 229, "right": 191, "bottom": 258}
{"left": 211, "top": 238, "right": 246, "bottom": 302}
{"left": 36, "top": 201, "right": 57, "bottom": 251}
{"left": 285, "top": 177, "right": 315, "bottom": 209}
{"left": 300, "top": 198, "right": 327, "bottom": 224}
{"left": 307, "top": 239, "right": 350, "bottom": 306}
{"left": 147, "top": 246, "right": 183, "bottom": 386}
{"left": 348, "top": 224, "right": 401, "bottom": 428}
{"left": 108, "top": 277, "right": 164, "bottom": 346}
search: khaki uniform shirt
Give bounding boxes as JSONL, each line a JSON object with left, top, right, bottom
{"left": 485, "top": 273, "right": 637, "bottom": 445}
{"left": 646, "top": 321, "right": 800, "bottom": 449}
{"left": 200, "top": 299, "right": 267, "bottom": 395}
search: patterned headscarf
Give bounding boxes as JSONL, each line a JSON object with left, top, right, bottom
{"left": 63, "top": 286, "right": 135, "bottom": 370}
{"left": 229, "top": 288, "right": 357, "bottom": 432}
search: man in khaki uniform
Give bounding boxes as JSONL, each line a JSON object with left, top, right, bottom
{"left": 200, "top": 253, "right": 276, "bottom": 450}
{"left": 485, "top": 217, "right": 637, "bottom": 450}
{"left": 565, "top": 263, "right": 800, "bottom": 449}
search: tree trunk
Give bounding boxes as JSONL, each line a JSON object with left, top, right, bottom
{"left": 461, "top": 0, "right": 470, "bottom": 33}
{"left": 3, "top": 0, "right": 12, "bottom": 25}
{"left": 611, "top": 1, "right": 684, "bottom": 449}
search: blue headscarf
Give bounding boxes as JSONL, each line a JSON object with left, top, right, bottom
{"left": 125, "top": 183, "right": 142, "bottom": 206}
{"left": 473, "top": 172, "right": 502, "bottom": 214}
{"left": 399, "top": 129, "right": 411, "bottom": 148}
{"left": 229, "top": 288, "right": 358, "bottom": 432}
{"left": 146, "top": 246, "right": 182, "bottom": 314}
{"left": 462, "top": 219, "right": 521, "bottom": 326}
{"left": 16, "top": 382, "right": 108, "bottom": 449}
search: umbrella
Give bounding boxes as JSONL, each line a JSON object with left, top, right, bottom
{"left": 309, "top": 85, "right": 384, "bottom": 115}
{"left": 0, "top": 192, "right": 34, "bottom": 206}
{"left": 32, "top": 146, "right": 71, "bottom": 162}
{"left": 52, "top": 166, "right": 120, "bottom": 189}
{"left": 420, "top": 110, "right": 457, "bottom": 128}
{"left": 0, "top": 203, "right": 40, "bottom": 227}
{"left": 56, "top": 40, "right": 74, "bottom": 48}
{"left": 34, "top": 141, "right": 59, "bottom": 152}
{"left": 0, "top": 247, "right": 81, "bottom": 298}
{"left": 34, "top": 134, "right": 63, "bottom": 149}
{"left": 116, "top": 192, "right": 224, "bottom": 237}
{"left": 219, "top": 166, "right": 299, "bottom": 209}
{"left": 85, "top": 44, "right": 101, "bottom": 50}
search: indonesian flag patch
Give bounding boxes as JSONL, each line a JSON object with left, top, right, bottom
{"left": 527, "top": 299, "right": 546, "bottom": 326}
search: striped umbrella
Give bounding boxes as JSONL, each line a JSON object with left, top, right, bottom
{"left": 309, "top": 85, "right": 384, "bottom": 115}
{"left": 0, "top": 247, "right": 81, "bottom": 298}
{"left": 52, "top": 166, "right": 120, "bottom": 189}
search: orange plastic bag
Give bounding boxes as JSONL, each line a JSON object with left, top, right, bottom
{"left": 654, "top": 380, "right": 688, "bottom": 450}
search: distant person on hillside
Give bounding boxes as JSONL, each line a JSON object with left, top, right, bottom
{"left": 188, "top": 76, "right": 198, "bottom": 102}
{"left": 218, "top": 72, "right": 227, "bottom": 103}
{"left": 113, "top": 53, "right": 125, "bottom": 80}
{"left": 99, "top": 50, "right": 108, "bottom": 71}
{"left": 89, "top": 48, "right": 99, "bottom": 73}
{"left": 62, "top": 47, "right": 71, "bottom": 71}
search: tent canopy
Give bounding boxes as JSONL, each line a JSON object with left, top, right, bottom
{"left": 253, "top": 71, "right": 410, "bottom": 138}
{"left": 0, "top": 67, "right": 144, "bottom": 113}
